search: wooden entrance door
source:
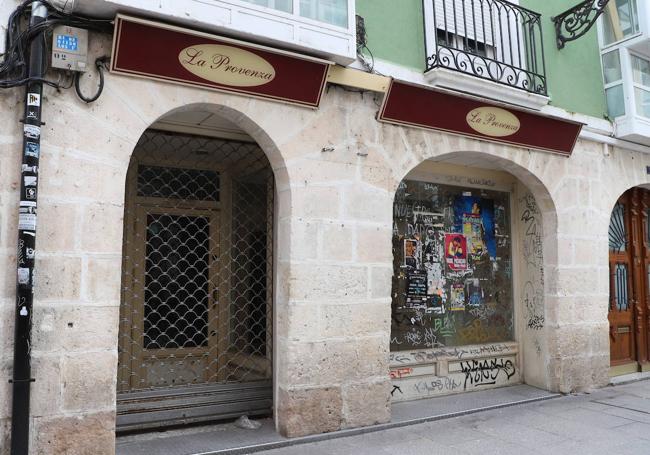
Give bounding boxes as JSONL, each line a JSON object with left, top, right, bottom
{"left": 608, "top": 188, "right": 650, "bottom": 374}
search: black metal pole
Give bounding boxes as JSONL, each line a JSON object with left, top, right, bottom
{"left": 10, "top": 2, "right": 47, "bottom": 454}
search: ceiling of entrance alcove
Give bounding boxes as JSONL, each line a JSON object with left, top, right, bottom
{"left": 152, "top": 110, "right": 254, "bottom": 142}
{"left": 428, "top": 153, "right": 511, "bottom": 171}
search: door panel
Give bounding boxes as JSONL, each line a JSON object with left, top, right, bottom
{"left": 132, "top": 206, "right": 219, "bottom": 388}
{"left": 609, "top": 189, "right": 650, "bottom": 371}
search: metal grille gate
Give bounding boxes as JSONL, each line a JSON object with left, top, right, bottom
{"left": 116, "top": 129, "right": 274, "bottom": 431}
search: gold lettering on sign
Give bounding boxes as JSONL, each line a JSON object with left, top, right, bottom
{"left": 466, "top": 107, "right": 521, "bottom": 138}
{"left": 179, "top": 44, "right": 276, "bottom": 87}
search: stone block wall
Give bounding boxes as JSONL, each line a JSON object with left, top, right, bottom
{"left": 0, "top": 29, "right": 648, "bottom": 452}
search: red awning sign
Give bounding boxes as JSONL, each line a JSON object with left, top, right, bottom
{"left": 378, "top": 80, "right": 583, "bottom": 156}
{"left": 110, "top": 15, "right": 331, "bottom": 108}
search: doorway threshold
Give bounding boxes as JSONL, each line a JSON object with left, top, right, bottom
{"left": 610, "top": 371, "right": 650, "bottom": 385}
{"left": 115, "top": 384, "right": 559, "bottom": 455}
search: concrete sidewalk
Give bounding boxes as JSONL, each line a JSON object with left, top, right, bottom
{"left": 256, "top": 380, "right": 650, "bottom": 455}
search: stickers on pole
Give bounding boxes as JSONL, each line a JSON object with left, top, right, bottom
{"left": 19, "top": 201, "right": 36, "bottom": 231}
{"left": 24, "top": 142, "right": 39, "bottom": 158}
{"left": 23, "top": 125, "right": 40, "bottom": 140}
{"left": 27, "top": 93, "right": 40, "bottom": 106}
{"left": 17, "top": 267, "right": 30, "bottom": 285}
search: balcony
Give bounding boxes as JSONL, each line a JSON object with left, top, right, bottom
{"left": 423, "top": 0, "right": 548, "bottom": 108}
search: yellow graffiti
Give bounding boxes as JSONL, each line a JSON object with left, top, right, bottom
{"left": 457, "top": 319, "right": 510, "bottom": 344}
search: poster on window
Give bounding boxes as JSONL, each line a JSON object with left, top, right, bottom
{"left": 406, "top": 270, "right": 428, "bottom": 307}
{"left": 404, "top": 238, "right": 420, "bottom": 269}
{"left": 454, "top": 196, "right": 496, "bottom": 262}
{"left": 444, "top": 233, "right": 467, "bottom": 271}
{"left": 449, "top": 283, "right": 466, "bottom": 311}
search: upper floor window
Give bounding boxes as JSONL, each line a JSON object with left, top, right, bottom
{"left": 603, "top": 0, "right": 640, "bottom": 46}
{"left": 241, "top": 0, "right": 292, "bottom": 13}
{"left": 632, "top": 54, "right": 650, "bottom": 118}
{"left": 240, "top": 0, "right": 348, "bottom": 27}
{"left": 602, "top": 49, "right": 625, "bottom": 118}
{"left": 436, "top": 28, "right": 495, "bottom": 59}
{"left": 423, "top": 0, "right": 547, "bottom": 96}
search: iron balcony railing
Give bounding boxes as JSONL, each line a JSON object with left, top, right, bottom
{"left": 425, "top": 0, "right": 547, "bottom": 96}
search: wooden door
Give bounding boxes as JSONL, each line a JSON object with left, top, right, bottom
{"left": 609, "top": 188, "right": 650, "bottom": 374}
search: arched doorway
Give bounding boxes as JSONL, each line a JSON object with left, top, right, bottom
{"left": 116, "top": 111, "right": 275, "bottom": 431}
{"left": 389, "top": 154, "right": 555, "bottom": 400}
{"left": 608, "top": 187, "right": 650, "bottom": 376}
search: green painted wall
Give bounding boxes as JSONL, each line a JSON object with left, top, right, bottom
{"left": 354, "top": 0, "right": 607, "bottom": 119}
{"left": 519, "top": 0, "right": 606, "bottom": 118}
{"left": 355, "top": 0, "right": 426, "bottom": 71}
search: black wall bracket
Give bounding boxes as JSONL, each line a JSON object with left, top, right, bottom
{"left": 552, "top": 0, "right": 610, "bottom": 49}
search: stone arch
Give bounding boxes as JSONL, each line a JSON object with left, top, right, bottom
{"left": 113, "top": 100, "right": 291, "bottom": 431}
{"left": 387, "top": 146, "right": 560, "bottom": 393}
{"left": 603, "top": 180, "right": 650, "bottom": 378}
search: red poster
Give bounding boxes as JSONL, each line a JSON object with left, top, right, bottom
{"left": 445, "top": 234, "right": 467, "bottom": 271}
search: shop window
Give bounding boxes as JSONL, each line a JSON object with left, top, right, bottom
{"left": 391, "top": 180, "right": 513, "bottom": 350}
{"left": 632, "top": 54, "right": 650, "bottom": 118}
{"left": 602, "top": 50, "right": 626, "bottom": 118}
{"left": 603, "top": 0, "right": 639, "bottom": 46}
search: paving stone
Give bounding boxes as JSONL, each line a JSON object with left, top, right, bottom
{"left": 118, "top": 381, "right": 650, "bottom": 455}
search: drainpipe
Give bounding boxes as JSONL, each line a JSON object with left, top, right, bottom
{"left": 10, "top": 2, "right": 48, "bottom": 454}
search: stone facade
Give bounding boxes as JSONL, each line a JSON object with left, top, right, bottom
{"left": 0, "top": 31, "right": 649, "bottom": 454}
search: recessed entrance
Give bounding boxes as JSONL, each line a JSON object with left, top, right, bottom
{"left": 608, "top": 187, "right": 650, "bottom": 376}
{"left": 116, "top": 126, "right": 274, "bottom": 431}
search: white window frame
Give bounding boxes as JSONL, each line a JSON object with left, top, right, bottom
{"left": 599, "top": 0, "right": 642, "bottom": 49}
{"left": 232, "top": 0, "right": 354, "bottom": 31}
{"left": 630, "top": 51, "right": 650, "bottom": 119}
{"left": 602, "top": 48, "right": 626, "bottom": 119}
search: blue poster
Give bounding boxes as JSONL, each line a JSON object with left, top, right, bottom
{"left": 452, "top": 196, "right": 496, "bottom": 260}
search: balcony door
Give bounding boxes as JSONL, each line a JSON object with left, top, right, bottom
{"left": 608, "top": 188, "right": 650, "bottom": 375}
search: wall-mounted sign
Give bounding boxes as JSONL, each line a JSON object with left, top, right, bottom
{"left": 110, "top": 15, "right": 331, "bottom": 108}
{"left": 378, "top": 80, "right": 583, "bottom": 156}
{"left": 466, "top": 107, "right": 521, "bottom": 138}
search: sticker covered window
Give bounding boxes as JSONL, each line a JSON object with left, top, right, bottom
{"left": 391, "top": 180, "right": 513, "bottom": 350}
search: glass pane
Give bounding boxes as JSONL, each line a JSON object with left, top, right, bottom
{"left": 603, "top": 0, "right": 639, "bottom": 45}
{"left": 609, "top": 202, "right": 627, "bottom": 252}
{"left": 390, "top": 180, "right": 513, "bottom": 350}
{"left": 300, "top": 0, "right": 348, "bottom": 27}
{"left": 635, "top": 87, "right": 650, "bottom": 118}
{"left": 138, "top": 165, "right": 219, "bottom": 201}
{"left": 602, "top": 50, "right": 622, "bottom": 84}
{"left": 239, "top": 0, "right": 292, "bottom": 13}
{"left": 606, "top": 85, "right": 626, "bottom": 118}
{"left": 144, "top": 214, "right": 210, "bottom": 349}
{"left": 615, "top": 263, "right": 629, "bottom": 311}
{"left": 632, "top": 55, "right": 650, "bottom": 86}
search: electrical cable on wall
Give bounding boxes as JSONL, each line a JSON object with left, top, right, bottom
{"left": 355, "top": 14, "right": 384, "bottom": 77}
{"left": 0, "top": 0, "right": 111, "bottom": 97}
{"left": 74, "top": 55, "right": 108, "bottom": 102}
